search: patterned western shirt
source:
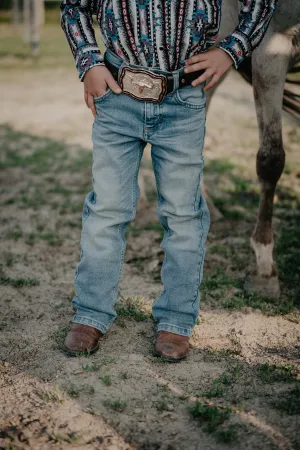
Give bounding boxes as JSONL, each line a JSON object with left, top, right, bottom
{"left": 60, "top": 0, "right": 277, "bottom": 80}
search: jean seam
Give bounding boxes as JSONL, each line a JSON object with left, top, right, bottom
{"left": 174, "top": 89, "right": 206, "bottom": 110}
{"left": 157, "top": 323, "right": 192, "bottom": 337}
{"left": 73, "top": 315, "right": 109, "bottom": 333}
{"left": 191, "top": 204, "right": 204, "bottom": 315}
{"left": 152, "top": 164, "right": 169, "bottom": 308}
{"left": 193, "top": 155, "right": 204, "bottom": 211}
{"left": 94, "top": 88, "right": 114, "bottom": 103}
{"left": 113, "top": 143, "right": 143, "bottom": 305}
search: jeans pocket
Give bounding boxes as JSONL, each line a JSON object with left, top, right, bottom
{"left": 94, "top": 88, "right": 113, "bottom": 103}
{"left": 175, "top": 84, "right": 206, "bottom": 110}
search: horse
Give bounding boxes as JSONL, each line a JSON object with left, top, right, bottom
{"left": 205, "top": 0, "right": 300, "bottom": 299}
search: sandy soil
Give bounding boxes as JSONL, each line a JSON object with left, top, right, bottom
{"left": 0, "top": 68, "right": 300, "bottom": 450}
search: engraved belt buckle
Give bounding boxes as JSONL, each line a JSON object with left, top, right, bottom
{"left": 119, "top": 66, "right": 167, "bottom": 103}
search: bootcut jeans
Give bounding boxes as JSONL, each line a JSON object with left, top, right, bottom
{"left": 71, "top": 49, "right": 210, "bottom": 337}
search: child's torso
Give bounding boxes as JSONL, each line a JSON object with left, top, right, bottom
{"left": 94, "top": 0, "right": 223, "bottom": 71}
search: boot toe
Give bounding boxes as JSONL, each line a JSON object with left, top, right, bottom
{"left": 63, "top": 323, "right": 102, "bottom": 356}
{"left": 155, "top": 331, "right": 189, "bottom": 361}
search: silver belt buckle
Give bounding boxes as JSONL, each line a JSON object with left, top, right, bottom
{"left": 119, "top": 66, "right": 167, "bottom": 103}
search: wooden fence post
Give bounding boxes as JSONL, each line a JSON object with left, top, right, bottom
{"left": 23, "top": 0, "right": 31, "bottom": 43}
{"left": 12, "top": 0, "right": 21, "bottom": 26}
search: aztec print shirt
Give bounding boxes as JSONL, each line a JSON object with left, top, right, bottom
{"left": 60, "top": 0, "right": 278, "bottom": 80}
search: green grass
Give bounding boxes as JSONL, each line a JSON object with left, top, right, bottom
{"left": 202, "top": 269, "right": 240, "bottom": 291}
{"left": 66, "top": 384, "right": 95, "bottom": 398}
{"left": 205, "top": 159, "right": 235, "bottom": 174}
{"left": 215, "top": 424, "right": 240, "bottom": 443}
{"left": 155, "top": 397, "right": 171, "bottom": 412}
{"left": 0, "top": 126, "right": 92, "bottom": 175}
{"left": 115, "top": 297, "right": 150, "bottom": 322}
{"left": 205, "top": 372, "right": 234, "bottom": 399}
{"left": 189, "top": 401, "right": 231, "bottom": 433}
{"left": 37, "top": 388, "right": 64, "bottom": 404}
{"left": 100, "top": 375, "right": 112, "bottom": 386}
{"left": 0, "top": 276, "right": 39, "bottom": 287}
{"left": 271, "top": 383, "right": 300, "bottom": 415}
{"left": 6, "top": 229, "right": 23, "bottom": 240}
{"left": 65, "top": 384, "right": 81, "bottom": 399}
{"left": 82, "top": 363, "right": 100, "bottom": 372}
{"left": 256, "top": 363, "right": 298, "bottom": 383}
{"left": 223, "top": 291, "right": 294, "bottom": 315}
{"left": 104, "top": 399, "right": 127, "bottom": 412}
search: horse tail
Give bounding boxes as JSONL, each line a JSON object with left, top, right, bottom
{"left": 237, "top": 58, "right": 300, "bottom": 120}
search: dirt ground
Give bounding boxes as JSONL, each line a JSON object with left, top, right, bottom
{"left": 0, "top": 64, "right": 300, "bottom": 450}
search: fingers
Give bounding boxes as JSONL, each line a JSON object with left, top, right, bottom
{"left": 105, "top": 74, "right": 122, "bottom": 94}
{"left": 204, "top": 73, "right": 220, "bottom": 91}
{"left": 87, "top": 93, "right": 96, "bottom": 117}
{"left": 185, "top": 53, "right": 207, "bottom": 65}
{"left": 192, "top": 68, "right": 214, "bottom": 87}
{"left": 184, "top": 61, "right": 210, "bottom": 74}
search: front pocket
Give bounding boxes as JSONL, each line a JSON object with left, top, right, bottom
{"left": 175, "top": 84, "right": 206, "bottom": 110}
{"left": 94, "top": 88, "right": 113, "bottom": 103}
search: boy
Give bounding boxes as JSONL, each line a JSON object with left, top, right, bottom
{"left": 61, "top": 0, "right": 277, "bottom": 361}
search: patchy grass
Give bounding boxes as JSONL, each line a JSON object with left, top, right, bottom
{"left": 0, "top": 126, "right": 91, "bottom": 175}
{"left": 0, "top": 276, "right": 40, "bottom": 287}
{"left": 53, "top": 324, "right": 71, "bottom": 350}
{"left": 205, "top": 372, "right": 234, "bottom": 399}
{"left": 66, "top": 384, "right": 95, "bottom": 398}
{"left": 100, "top": 375, "right": 112, "bottom": 386}
{"left": 271, "top": 383, "right": 300, "bottom": 415}
{"left": 116, "top": 296, "right": 150, "bottom": 322}
{"left": 256, "top": 363, "right": 298, "bottom": 383}
{"left": 104, "top": 399, "right": 127, "bottom": 412}
{"left": 37, "top": 388, "right": 64, "bottom": 404}
{"left": 65, "top": 384, "right": 81, "bottom": 399}
{"left": 189, "top": 401, "right": 232, "bottom": 433}
{"left": 215, "top": 424, "right": 240, "bottom": 443}
{"left": 82, "top": 363, "right": 101, "bottom": 373}
{"left": 6, "top": 229, "right": 23, "bottom": 240}
{"left": 155, "top": 397, "right": 172, "bottom": 412}
{"left": 223, "top": 291, "right": 294, "bottom": 315}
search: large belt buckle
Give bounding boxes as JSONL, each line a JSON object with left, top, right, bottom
{"left": 119, "top": 66, "right": 167, "bottom": 103}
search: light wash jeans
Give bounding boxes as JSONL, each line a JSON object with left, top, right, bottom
{"left": 72, "top": 50, "right": 210, "bottom": 337}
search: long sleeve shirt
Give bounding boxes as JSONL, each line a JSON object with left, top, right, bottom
{"left": 60, "top": 0, "right": 278, "bottom": 80}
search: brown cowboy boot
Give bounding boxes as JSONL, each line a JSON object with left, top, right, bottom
{"left": 63, "top": 323, "right": 102, "bottom": 356}
{"left": 155, "top": 331, "right": 189, "bottom": 362}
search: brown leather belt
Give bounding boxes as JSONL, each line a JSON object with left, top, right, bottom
{"left": 104, "top": 55, "right": 205, "bottom": 104}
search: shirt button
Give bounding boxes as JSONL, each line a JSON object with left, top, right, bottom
{"left": 159, "top": 46, "right": 164, "bottom": 50}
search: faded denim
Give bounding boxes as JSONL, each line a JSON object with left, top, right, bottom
{"left": 72, "top": 50, "right": 210, "bottom": 337}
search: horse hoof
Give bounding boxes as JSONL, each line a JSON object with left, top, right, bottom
{"left": 244, "top": 274, "right": 281, "bottom": 299}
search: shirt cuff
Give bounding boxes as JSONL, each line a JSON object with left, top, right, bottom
{"left": 217, "top": 32, "right": 252, "bottom": 69}
{"left": 76, "top": 50, "right": 105, "bottom": 81}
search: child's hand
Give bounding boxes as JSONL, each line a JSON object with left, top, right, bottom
{"left": 84, "top": 66, "right": 122, "bottom": 117}
{"left": 184, "top": 48, "right": 233, "bottom": 91}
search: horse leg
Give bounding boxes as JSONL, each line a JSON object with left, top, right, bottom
{"left": 246, "top": 37, "right": 291, "bottom": 298}
{"left": 202, "top": 73, "right": 233, "bottom": 222}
